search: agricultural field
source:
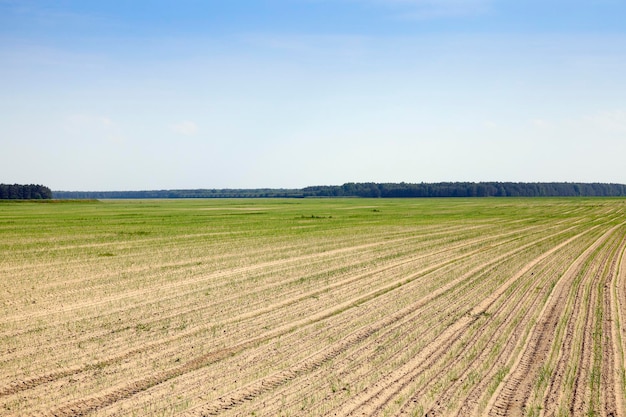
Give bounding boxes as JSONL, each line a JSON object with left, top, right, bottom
{"left": 1, "top": 197, "right": 626, "bottom": 417}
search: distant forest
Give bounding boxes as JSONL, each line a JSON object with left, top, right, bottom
{"left": 53, "top": 182, "right": 626, "bottom": 199}
{"left": 0, "top": 184, "right": 52, "bottom": 199}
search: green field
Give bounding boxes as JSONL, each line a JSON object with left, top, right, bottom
{"left": 1, "top": 198, "right": 625, "bottom": 416}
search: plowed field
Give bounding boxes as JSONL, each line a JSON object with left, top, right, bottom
{"left": 1, "top": 198, "right": 625, "bottom": 416}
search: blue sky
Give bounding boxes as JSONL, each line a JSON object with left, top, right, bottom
{"left": 2, "top": 1, "right": 626, "bottom": 190}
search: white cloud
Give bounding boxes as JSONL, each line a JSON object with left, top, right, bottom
{"left": 171, "top": 120, "right": 198, "bottom": 136}
{"left": 584, "top": 109, "right": 626, "bottom": 133}
{"left": 63, "top": 114, "right": 114, "bottom": 134}
{"left": 531, "top": 118, "right": 550, "bottom": 128}
{"left": 61, "top": 114, "right": 126, "bottom": 145}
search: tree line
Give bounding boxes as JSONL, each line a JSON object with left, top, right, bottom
{"left": 53, "top": 182, "right": 626, "bottom": 199}
{"left": 53, "top": 188, "right": 306, "bottom": 199}
{"left": 0, "top": 184, "right": 53, "bottom": 200}
{"left": 302, "top": 182, "right": 626, "bottom": 198}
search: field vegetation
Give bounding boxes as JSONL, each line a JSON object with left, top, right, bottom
{"left": 1, "top": 198, "right": 625, "bottom": 416}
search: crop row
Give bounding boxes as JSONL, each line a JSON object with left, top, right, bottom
{"left": 0, "top": 198, "right": 624, "bottom": 416}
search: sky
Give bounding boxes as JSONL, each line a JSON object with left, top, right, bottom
{"left": 1, "top": 0, "right": 626, "bottom": 191}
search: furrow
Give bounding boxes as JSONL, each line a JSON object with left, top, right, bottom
{"left": 417, "top": 228, "right": 592, "bottom": 417}
{"left": 600, "top": 232, "right": 626, "bottom": 417}
{"left": 322, "top": 225, "right": 580, "bottom": 417}
{"left": 458, "top": 231, "right": 595, "bottom": 417}
{"left": 0, "top": 241, "right": 448, "bottom": 397}
{"left": 613, "top": 240, "right": 626, "bottom": 417}
{"left": 3, "top": 200, "right": 619, "bottom": 416}
{"left": 41, "top": 235, "right": 479, "bottom": 416}
{"left": 570, "top": 227, "right": 624, "bottom": 416}
{"left": 487, "top": 222, "right": 622, "bottom": 417}
{"left": 543, "top": 226, "right": 622, "bottom": 417}
{"left": 0, "top": 222, "right": 536, "bottom": 401}
{"left": 2, "top": 234, "right": 424, "bottom": 325}
{"left": 87, "top": 220, "right": 533, "bottom": 416}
